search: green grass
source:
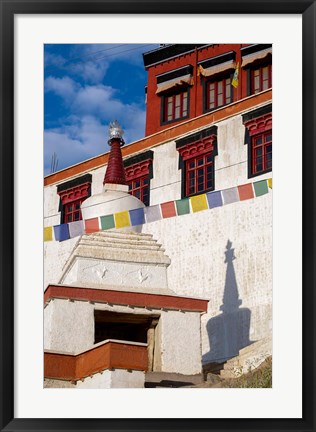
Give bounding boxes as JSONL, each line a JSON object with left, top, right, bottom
{"left": 223, "top": 356, "right": 272, "bottom": 388}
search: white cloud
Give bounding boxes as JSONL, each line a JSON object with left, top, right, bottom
{"left": 45, "top": 76, "right": 78, "bottom": 101}
{"left": 44, "top": 110, "right": 146, "bottom": 176}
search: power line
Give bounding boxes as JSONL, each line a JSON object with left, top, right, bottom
{"left": 45, "top": 44, "right": 158, "bottom": 75}
{"left": 45, "top": 44, "right": 129, "bottom": 73}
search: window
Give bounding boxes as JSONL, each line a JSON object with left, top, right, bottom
{"left": 57, "top": 174, "right": 92, "bottom": 224}
{"left": 176, "top": 126, "right": 217, "bottom": 198}
{"left": 251, "top": 131, "right": 272, "bottom": 175}
{"left": 163, "top": 90, "right": 188, "bottom": 122}
{"left": 250, "top": 64, "right": 272, "bottom": 94}
{"left": 124, "top": 151, "right": 153, "bottom": 206}
{"left": 241, "top": 44, "right": 272, "bottom": 96}
{"left": 206, "top": 76, "right": 232, "bottom": 110}
{"left": 128, "top": 177, "right": 150, "bottom": 205}
{"left": 156, "top": 65, "right": 193, "bottom": 125}
{"left": 198, "top": 51, "right": 236, "bottom": 112}
{"left": 63, "top": 199, "right": 84, "bottom": 223}
{"left": 186, "top": 153, "right": 214, "bottom": 196}
{"left": 242, "top": 104, "right": 272, "bottom": 178}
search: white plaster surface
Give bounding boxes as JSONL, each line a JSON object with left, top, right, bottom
{"left": 44, "top": 237, "right": 78, "bottom": 289}
{"left": 160, "top": 311, "right": 202, "bottom": 375}
{"left": 81, "top": 189, "right": 144, "bottom": 224}
{"left": 61, "top": 258, "right": 168, "bottom": 289}
{"left": 150, "top": 142, "right": 182, "bottom": 205}
{"left": 44, "top": 101, "right": 273, "bottom": 368}
{"left": 44, "top": 369, "right": 145, "bottom": 389}
{"left": 44, "top": 299, "right": 94, "bottom": 353}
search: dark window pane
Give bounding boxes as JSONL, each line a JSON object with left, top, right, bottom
{"left": 197, "top": 158, "right": 203, "bottom": 166}
{"left": 143, "top": 178, "right": 149, "bottom": 185}
{"left": 189, "top": 161, "right": 195, "bottom": 169}
{"left": 135, "top": 190, "right": 140, "bottom": 199}
{"left": 67, "top": 215, "right": 72, "bottom": 222}
{"left": 206, "top": 155, "right": 213, "bottom": 163}
{"left": 255, "top": 137, "right": 263, "bottom": 145}
{"left": 207, "top": 179, "right": 213, "bottom": 188}
{"left": 266, "top": 134, "right": 272, "bottom": 142}
{"left": 198, "top": 183, "right": 204, "bottom": 191}
{"left": 255, "top": 148, "right": 263, "bottom": 157}
{"left": 198, "top": 168, "right": 204, "bottom": 176}
{"left": 207, "top": 165, "right": 213, "bottom": 174}
{"left": 74, "top": 212, "right": 80, "bottom": 221}
{"left": 135, "top": 181, "right": 140, "bottom": 188}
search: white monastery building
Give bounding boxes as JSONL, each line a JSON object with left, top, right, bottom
{"left": 44, "top": 44, "right": 272, "bottom": 388}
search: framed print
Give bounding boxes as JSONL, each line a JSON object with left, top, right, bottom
{"left": 0, "top": 1, "right": 315, "bottom": 431}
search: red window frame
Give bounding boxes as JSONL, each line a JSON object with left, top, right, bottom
{"left": 63, "top": 199, "right": 85, "bottom": 223}
{"left": 125, "top": 159, "right": 152, "bottom": 206}
{"left": 177, "top": 133, "right": 217, "bottom": 197}
{"left": 252, "top": 131, "right": 272, "bottom": 175}
{"left": 243, "top": 110, "right": 272, "bottom": 178}
{"left": 164, "top": 90, "right": 188, "bottom": 122}
{"left": 251, "top": 63, "right": 272, "bottom": 94}
{"left": 206, "top": 76, "right": 232, "bottom": 110}
{"left": 186, "top": 153, "right": 214, "bottom": 196}
{"left": 58, "top": 182, "right": 90, "bottom": 224}
{"left": 128, "top": 177, "right": 150, "bottom": 206}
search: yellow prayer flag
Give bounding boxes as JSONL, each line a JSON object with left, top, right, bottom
{"left": 190, "top": 194, "right": 208, "bottom": 213}
{"left": 232, "top": 62, "right": 239, "bottom": 88}
{"left": 268, "top": 178, "right": 272, "bottom": 189}
{"left": 114, "top": 211, "right": 130, "bottom": 229}
{"left": 44, "top": 226, "right": 53, "bottom": 241}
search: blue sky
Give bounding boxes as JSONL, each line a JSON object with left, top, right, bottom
{"left": 44, "top": 44, "right": 159, "bottom": 175}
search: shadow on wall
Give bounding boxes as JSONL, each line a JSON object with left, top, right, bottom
{"left": 202, "top": 240, "right": 253, "bottom": 365}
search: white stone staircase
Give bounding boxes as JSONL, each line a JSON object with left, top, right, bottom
{"left": 220, "top": 336, "right": 272, "bottom": 379}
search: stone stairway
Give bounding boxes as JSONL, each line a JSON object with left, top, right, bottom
{"left": 220, "top": 336, "right": 272, "bottom": 379}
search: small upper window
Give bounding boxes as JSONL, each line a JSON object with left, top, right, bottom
{"left": 156, "top": 65, "right": 193, "bottom": 125}
{"left": 164, "top": 90, "right": 188, "bottom": 123}
{"left": 250, "top": 64, "right": 272, "bottom": 95}
{"left": 206, "top": 75, "right": 232, "bottom": 111}
{"left": 241, "top": 44, "right": 272, "bottom": 96}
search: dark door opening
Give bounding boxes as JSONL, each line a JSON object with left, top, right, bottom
{"left": 94, "top": 310, "right": 158, "bottom": 345}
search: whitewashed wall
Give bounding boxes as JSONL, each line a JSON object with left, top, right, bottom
{"left": 44, "top": 102, "right": 272, "bottom": 365}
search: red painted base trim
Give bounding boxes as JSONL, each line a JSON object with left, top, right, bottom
{"left": 44, "top": 341, "right": 148, "bottom": 381}
{"left": 44, "top": 284, "right": 208, "bottom": 312}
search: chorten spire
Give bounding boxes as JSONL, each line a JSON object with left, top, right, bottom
{"left": 103, "top": 120, "right": 127, "bottom": 186}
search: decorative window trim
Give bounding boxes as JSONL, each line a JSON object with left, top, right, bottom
{"left": 241, "top": 44, "right": 272, "bottom": 68}
{"left": 243, "top": 104, "right": 272, "bottom": 178}
{"left": 57, "top": 174, "right": 92, "bottom": 223}
{"left": 124, "top": 151, "right": 154, "bottom": 206}
{"left": 156, "top": 65, "right": 193, "bottom": 95}
{"left": 198, "top": 51, "right": 236, "bottom": 78}
{"left": 176, "top": 126, "right": 218, "bottom": 197}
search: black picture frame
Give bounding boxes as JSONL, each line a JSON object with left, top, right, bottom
{"left": 0, "top": 1, "right": 315, "bottom": 431}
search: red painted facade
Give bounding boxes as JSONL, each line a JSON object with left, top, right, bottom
{"left": 144, "top": 44, "right": 266, "bottom": 136}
